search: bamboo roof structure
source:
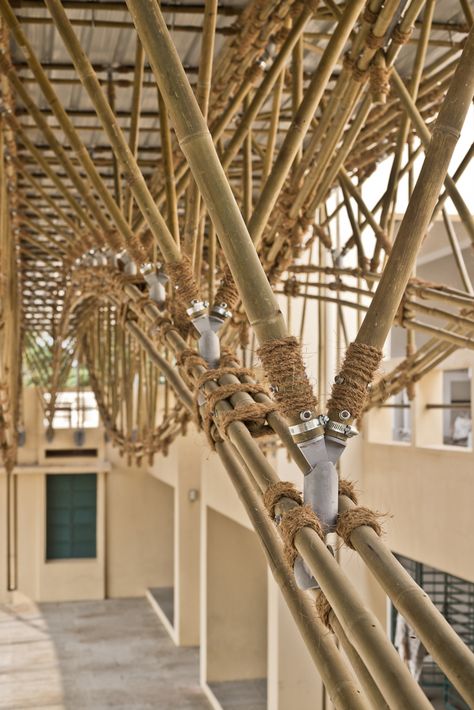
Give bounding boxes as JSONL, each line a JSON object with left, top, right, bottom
{"left": 1, "top": 0, "right": 474, "bottom": 706}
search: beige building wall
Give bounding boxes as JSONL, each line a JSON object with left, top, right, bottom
{"left": 204, "top": 507, "right": 268, "bottom": 684}
{"left": 105, "top": 446, "right": 174, "bottom": 598}
{"left": 363, "top": 350, "right": 474, "bottom": 583}
{"left": 3, "top": 388, "right": 175, "bottom": 603}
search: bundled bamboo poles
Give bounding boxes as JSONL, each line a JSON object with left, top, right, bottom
{"left": 59, "top": 265, "right": 474, "bottom": 707}
{"left": 6, "top": 2, "right": 474, "bottom": 705}
{"left": 125, "top": 0, "right": 290, "bottom": 344}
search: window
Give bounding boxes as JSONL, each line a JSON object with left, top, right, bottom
{"left": 391, "top": 554, "right": 474, "bottom": 709}
{"left": 442, "top": 369, "right": 471, "bottom": 448}
{"left": 43, "top": 390, "right": 99, "bottom": 430}
{"left": 46, "top": 474, "right": 97, "bottom": 560}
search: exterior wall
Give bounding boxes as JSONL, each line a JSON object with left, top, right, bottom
{"left": 105, "top": 446, "right": 174, "bottom": 598}
{"left": 204, "top": 507, "right": 267, "bottom": 683}
{"left": 16, "top": 470, "right": 106, "bottom": 601}
{"left": 362, "top": 349, "right": 474, "bottom": 583}
{"left": 2, "top": 388, "right": 175, "bottom": 602}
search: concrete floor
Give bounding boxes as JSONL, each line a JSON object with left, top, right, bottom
{"left": 208, "top": 679, "right": 267, "bottom": 710}
{"left": 0, "top": 596, "right": 211, "bottom": 710}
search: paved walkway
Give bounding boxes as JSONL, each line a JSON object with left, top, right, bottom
{"left": 0, "top": 596, "right": 210, "bottom": 710}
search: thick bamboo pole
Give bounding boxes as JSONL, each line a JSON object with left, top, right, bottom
{"left": 356, "top": 27, "right": 474, "bottom": 350}
{"left": 338, "top": 493, "right": 474, "bottom": 705}
{"left": 44, "top": 0, "right": 181, "bottom": 265}
{"left": 157, "top": 90, "right": 180, "bottom": 244}
{"left": 327, "top": 612, "right": 389, "bottom": 710}
{"left": 126, "top": 0, "right": 288, "bottom": 344}
{"left": 183, "top": 0, "right": 217, "bottom": 259}
{"left": 216, "top": 441, "right": 368, "bottom": 710}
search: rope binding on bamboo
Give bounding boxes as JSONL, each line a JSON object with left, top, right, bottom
{"left": 257, "top": 336, "right": 318, "bottom": 422}
{"left": 263, "top": 480, "right": 303, "bottom": 519}
{"left": 280, "top": 504, "right": 325, "bottom": 567}
{"left": 327, "top": 341, "right": 383, "bottom": 422}
{"left": 336, "top": 506, "right": 384, "bottom": 549}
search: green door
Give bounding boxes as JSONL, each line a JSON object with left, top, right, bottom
{"left": 46, "top": 473, "right": 97, "bottom": 560}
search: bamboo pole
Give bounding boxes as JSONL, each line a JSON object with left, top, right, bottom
{"left": 157, "top": 90, "right": 180, "bottom": 244}
{"left": 327, "top": 611, "right": 389, "bottom": 710}
{"left": 216, "top": 442, "right": 368, "bottom": 710}
{"left": 355, "top": 27, "right": 474, "bottom": 351}
{"left": 0, "top": 1, "right": 150, "bottom": 258}
{"left": 44, "top": 0, "right": 182, "bottom": 265}
{"left": 338, "top": 493, "right": 474, "bottom": 705}
{"left": 124, "top": 37, "right": 144, "bottom": 224}
{"left": 125, "top": 0, "right": 288, "bottom": 344}
{"left": 107, "top": 70, "right": 123, "bottom": 210}
{"left": 184, "top": 0, "right": 217, "bottom": 260}
{"left": 247, "top": 0, "right": 366, "bottom": 248}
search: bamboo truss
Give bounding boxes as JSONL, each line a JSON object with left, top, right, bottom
{"left": 1, "top": 0, "right": 474, "bottom": 706}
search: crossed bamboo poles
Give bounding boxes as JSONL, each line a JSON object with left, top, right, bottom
{"left": 3, "top": 0, "right": 474, "bottom": 705}
{"left": 57, "top": 264, "right": 474, "bottom": 708}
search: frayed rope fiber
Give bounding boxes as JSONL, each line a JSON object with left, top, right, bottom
{"left": 339, "top": 479, "right": 359, "bottom": 505}
{"left": 280, "top": 505, "right": 324, "bottom": 568}
{"left": 214, "top": 266, "right": 240, "bottom": 310}
{"left": 257, "top": 336, "right": 318, "bottom": 419}
{"left": 336, "top": 506, "right": 384, "bottom": 550}
{"left": 315, "top": 592, "right": 333, "bottom": 630}
{"left": 166, "top": 256, "right": 200, "bottom": 306}
{"left": 193, "top": 368, "right": 277, "bottom": 448}
{"left": 327, "top": 342, "right": 383, "bottom": 419}
{"left": 263, "top": 481, "right": 302, "bottom": 519}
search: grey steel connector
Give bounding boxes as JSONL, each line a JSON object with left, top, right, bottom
{"left": 106, "top": 248, "right": 120, "bottom": 268}
{"left": 289, "top": 413, "right": 339, "bottom": 591}
{"left": 117, "top": 249, "right": 137, "bottom": 276}
{"left": 187, "top": 299, "right": 222, "bottom": 369}
{"left": 93, "top": 249, "right": 108, "bottom": 267}
{"left": 141, "top": 263, "right": 168, "bottom": 307}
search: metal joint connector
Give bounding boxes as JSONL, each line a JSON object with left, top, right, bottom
{"left": 210, "top": 302, "right": 232, "bottom": 321}
{"left": 325, "top": 419, "right": 358, "bottom": 439}
{"left": 186, "top": 299, "right": 208, "bottom": 318}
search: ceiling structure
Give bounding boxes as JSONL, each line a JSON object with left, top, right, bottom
{"left": 1, "top": 1, "right": 474, "bottom": 705}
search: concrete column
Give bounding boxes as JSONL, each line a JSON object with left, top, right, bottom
{"left": 174, "top": 428, "right": 202, "bottom": 646}
{"left": 0, "top": 472, "right": 7, "bottom": 602}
